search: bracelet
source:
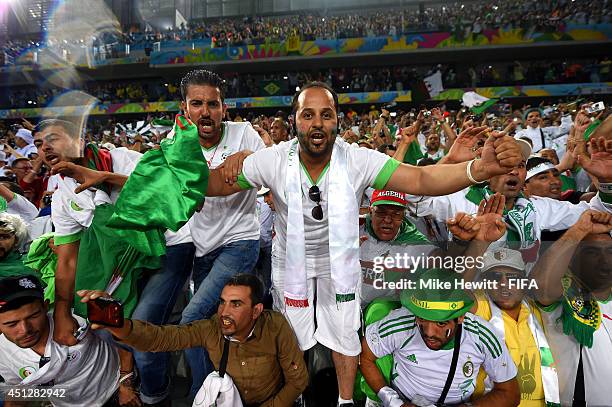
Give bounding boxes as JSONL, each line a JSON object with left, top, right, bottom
{"left": 119, "top": 372, "right": 134, "bottom": 384}
{"left": 466, "top": 159, "right": 484, "bottom": 184}
{"left": 598, "top": 183, "right": 612, "bottom": 194}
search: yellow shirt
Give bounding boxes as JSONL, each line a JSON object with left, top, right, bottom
{"left": 472, "top": 292, "right": 545, "bottom": 407}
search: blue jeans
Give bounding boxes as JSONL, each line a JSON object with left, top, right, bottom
{"left": 132, "top": 242, "right": 195, "bottom": 404}
{"left": 180, "top": 239, "right": 259, "bottom": 395}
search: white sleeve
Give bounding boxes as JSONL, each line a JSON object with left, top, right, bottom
{"left": 589, "top": 193, "right": 612, "bottom": 213}
{"left": 348, "top": 147, "right": 395, "bottom": 190}
{"left": 242, "top": 122, "right": 267, "bottom": 152}
{"left": 474, "top": 317, "right": 518, "bottom": 383}
{"left": 365, "top": 309, "right": 416, "bottom": 358}
{"left": 6, "top": 193, "right": 38, "bottom": 223}
{"left": 406, "top": 190, "right": 475, "bottom": 221}
{"left": 240, "top": 146, "right": 280, "bottom": 190}
{"left": 531, "top": 197, "right": 590, "bottom": 232}
{"left": 0, "top": 346, "right": 21, "bottom": 384}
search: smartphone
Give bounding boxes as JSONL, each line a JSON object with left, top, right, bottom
{"left": 87, "top": 297, "right": 124, "bottom": 328}
{"left": 586, "top": 102, "right": 605, "bottom": 114}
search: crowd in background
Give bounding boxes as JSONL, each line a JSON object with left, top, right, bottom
{"left": 2, "top": 0, "right": 610, "bottom": 66}
{"left": 4, "top": 57, "right": 611, "bottom": 109}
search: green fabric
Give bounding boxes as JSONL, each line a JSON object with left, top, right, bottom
{"left": 560, "top": 274, "right": 600, "bottom": 348}
{"left": 53, "top": 230, "right": 83, "bottom": 246}
{"left": 365, "top": 215, "right": 430, "bottom": 245}
{"left": 236, "top": 173, "right": 253, "bottom": 190}
{"left": 73, "top": 204, "right": 161, "bottom": 318}
{"left": 600, "top": 191, "right": 612, "bottom": 205}
{"left": 372, "top": 159, "right": 401, "bottom": 190}
{"left": 560, "top": 173, "right": 576, "bottom": 192}
{"left": 0, "top": 252, "right": 38, "bottom": 280}
{"left": 357, "top": 299, "right": 401, "bottom": 402}
{"left": 471, "top": 98, "right": 498, "bottom": 115}
{"left": 24, "top": 234, "right": 57, "bottom": 303}
{"left": 402, "top": 140, "right": 424, "bottom": 165}
{"left": 108, "top": 115, "right": 209, "bottom": 250}
{"left": 401, "top": 268, "right": 474, "bottom": 321}
{"left": 300, "top": 161, "right": 330, "bottom": 186}
{"left": 583, "top": 119, "right": 601, "bottom": 141}
{"left": 0, "top": 196, "right": 6, "bottom": 212}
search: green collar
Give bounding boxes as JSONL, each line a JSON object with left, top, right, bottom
{"left": 300, "top": 160, "right": 330, "bottom": 186}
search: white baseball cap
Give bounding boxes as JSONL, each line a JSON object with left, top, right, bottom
{"left": 257, "top": 186, "right": 270, "bottom": 196}
{"left": 481, "top": 248, "right": 526, "bottom": 273}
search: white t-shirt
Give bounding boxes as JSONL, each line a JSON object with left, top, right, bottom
{"left": 514, "top": 115, "right": 572, "bottom": 153}
{"left": 0, "top": 314, "right": 119, "bottom": 407}
{"left": 366, "top": 309, "right": 517, "bottom": 405}
{"left": 240, "top": 140, "right": 398, "bottom": 279}
{"left": 190, "top": 122, "right": 265, "bottom": 257}
{"left": 539, "top": 299, "right": 612, "bottom": 406}
{"left": 51, "top": 148, "right": 142, "bottom": 240}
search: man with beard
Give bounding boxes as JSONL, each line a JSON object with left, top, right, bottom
{"left": 524, "top": 156, "right": 587, "bottom": 204}
{"left": 515, "top": 108, "right": 572, "bottom": 154}
{"left": 408, "top": 134, "right": 612, "bottom": 266}
{"left": 80, "top": 274, "right": 309, "bottom": 407}
{"left": 177, "top": 69, "right": 266, "bottom": 396}
{"left": 361, "top": 268, "right": 519, "bottom": 407}
{"left": 471, "top": 249, "right": 561, "bottom": 406}
{"left": 202, "top": 81, "right": 524, "bottom": 406}
{"left": 531, "top": 210, "right": 612, "bottom": 407}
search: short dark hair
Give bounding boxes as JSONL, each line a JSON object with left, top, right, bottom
{"left": 0, "top": 181, "right": 24, "bottom": 196}
{"left": 180, "top": 69, "right": 226, "bottom": 102}
{"left": 225, "top": 274, "right": 264, "bottom": 306}
{"left": 291, "top": 81, "right": 339, "bottom": 115}
{"left": 377, "top": 144, "right": 396, "bottom": 154}
{"left": 0, "top": 296, "right": 43, "bottom": 313}
{"left": 526, "top": 156, "right": 554, "bottom": 172}
{"left": 417, "top": 157, "right": 437, "bottom": 167}
{"left": 35, "top": 119, "right": 79, "bottom": 140}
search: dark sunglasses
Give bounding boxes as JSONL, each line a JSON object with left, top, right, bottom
{"left": 309, "top": 185, "right": 323, "bottom": 221}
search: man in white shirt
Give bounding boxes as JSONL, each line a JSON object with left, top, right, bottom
{"left": 514, "top": 108, "right": 572, "bottom": 154}
{"left": 0, "top": 151, "right": 9, "bottom": 177}
{"left": 176, "top": 69, "right": 266, "bottom": 395}
{"left": 531, "top": 210, "right": 612, "bottom": 406}
{"left": 0, "top": 274, "right": 120, "bottom": 407}
{"left": 0, "top": 182, "right": 38, "bottom": 223}
{"left": 361, "top": 268, "right": 519, "bottom": 407}
{"left": 204, "top": 81, "right": 523, "bottom": 406}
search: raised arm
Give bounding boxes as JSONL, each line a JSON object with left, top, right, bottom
{"left": 386, "top": 132, "right": 522, "bottom": 196}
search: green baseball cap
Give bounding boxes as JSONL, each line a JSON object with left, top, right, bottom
{"left": 400, "top": 269, "right": 474, "bottom": 322}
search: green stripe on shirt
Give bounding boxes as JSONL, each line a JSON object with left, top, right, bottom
{"left": 372, "top": 159, "right": 401, "bottom": 190}
{"left": 54, "top": 230, "right": 84, "bottom": 246}
{"left": 237, "top": 172, "right": 254, "bottom": 190}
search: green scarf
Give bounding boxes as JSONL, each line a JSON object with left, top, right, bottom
{"left": 560, "top": 274, "right": 603, "bottom": 348}
{"left": 365, "top": 215, "right": 430, "bottom": 244}
{"left": 24, "top": 233, "right": 57, "bottom": 303}
{"left": 108, "top": 115, "right": 209, "bottom": 253}
{"left": 0, "top": 251, "right": 38, "bottom": 280}
{"left": 465, "top": 185, "right": 538, "bottom": 257}
{"left": 0, "top": 196, "right": 6, "bottom": 212}
{"left": 402, "top": 140, "right": 424, "bottom": 165}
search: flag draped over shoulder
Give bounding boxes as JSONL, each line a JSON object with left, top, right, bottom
{"left": 108, "top": 115, "right": 209, "bottom": 236}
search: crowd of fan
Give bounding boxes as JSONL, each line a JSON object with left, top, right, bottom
{"left": 4, "top": 57, "right": 611, "bottom": 109}
{"left": 0, "top": 69, "right": 611, "bottom": 407}
{"left": 3, "top": 0, "right": 610, "bottom": 66}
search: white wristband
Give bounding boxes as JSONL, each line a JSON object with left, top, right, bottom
{"left": 599, "top": 183, "right": 612, "bottom": 194}
{"left": 467, "top": 159, "right": 483, "bottom": 184}
{"left": 377, "top": 386, "right": 404, "bottom": 407}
